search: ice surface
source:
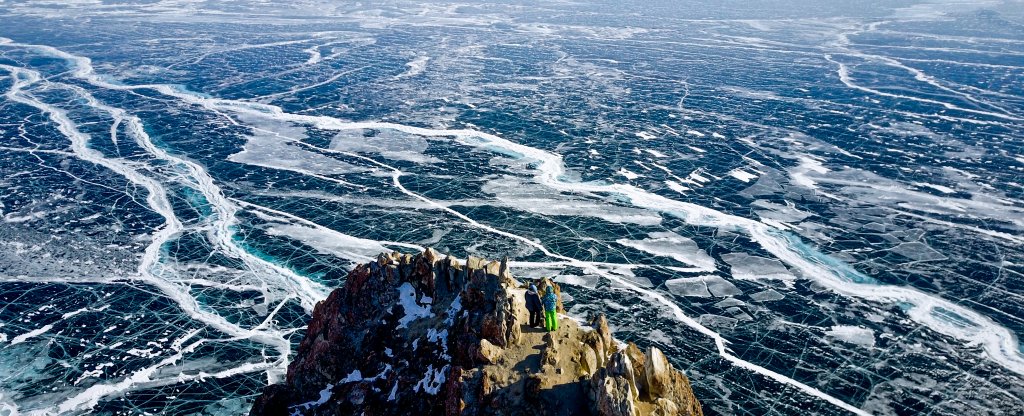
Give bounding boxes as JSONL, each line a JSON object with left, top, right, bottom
{"left": 825, "top": 326, "right": 876, "bottom": 348}
{"left": 728, "top": 169, "right": 758, "bottom": 183}
{"left": 330, "top": 128, "right": 441, "bottom": 164}
{"left": 617, "top": 232, "right": 715, "bottom": 272}
{"left": 749, "top": 289, "right": 784, "bottom": 302}
{"left": 721, "top": 252, "right": 796, "bottom": 283}
{"left": 264, "top": 223, "right": 391, "bottom": 263}
{"left": 889, "top": 242, "right": 947, "bottom": 262}
{"left": 664, "top": 277, "right": 712, "bottom": 298}
{"left": 667, "top": 275, "right": 742, "bottom": 298}
{"left": 1, "top": 2, "right": 1023, "bottom": 415}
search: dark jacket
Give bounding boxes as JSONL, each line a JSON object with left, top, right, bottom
{"left": 525, "top": 289, "right": 542, "bottom": 312}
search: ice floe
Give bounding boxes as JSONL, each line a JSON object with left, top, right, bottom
{"left": 617, "top": 232, "right": 715, "bottom": 272}
{"left": 721, "top": 253, "right": 796, "bottom": 284}
{"left": 666, "top": 275, "right": 742, "bottom": 297}
{"left": 825, "top": 325, "right": 876, "bottom": 348}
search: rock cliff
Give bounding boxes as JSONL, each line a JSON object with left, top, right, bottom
{"left": 250, "top": 249, "right": 703, "bottom": 416}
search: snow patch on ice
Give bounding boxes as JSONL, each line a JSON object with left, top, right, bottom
{"left": 618, "top": 168, "right": 641, "bottom": 180}
{"left": 665, "top": 180, "right": 689, "bottom": 193}
{"left": 728, "top": 169, "right": 758, "bottom": 183}
{"left": 635, "top": 131, "right": 656, "bottom": 140}
{"left": 890, "top": 242, "right": 947, "bottom": 262}
{"left": 749, "top": 289, "right": 785, "bottom": 302}
{"left": 789, "top": 155, "right": 828, "bottom": 189}
{"left": 553, "top": 273, "right": 599, "bottom": 290}
{"left": 913, "top": 182, "right": 955, "bottom": 194}
{"left": 479, "top": 175, "right": 663, "bottom": 226}
{"left": 644, "top": 149, "right": 668, "bottom": 158}
{"left": 825, "top": 325, "right": 876, "bottom": 348}
{"left": 394, "top": 56, "right": 429, "bottom": 79}
{"left": 265, "top": 223, "right": 389, "bottom": 263}
{"left": 665, "top": 277, "right": 711, "bottom": 297}
{"left": 9, "top": 324, "right": 54, "bottom": 345}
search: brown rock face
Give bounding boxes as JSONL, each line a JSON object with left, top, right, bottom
{"left": 646, "top": 347, "right": 672, "bottom": 398}
{"left": 589, "top": 374, "right": 637, "bottom": 416}
{"left": 587, "top": 343, "right": 703, "bottom": 416}
{"left": 477, "top": 339, "right": 503, "bottom": 365}
{"left": 643, "top": 347, "right": 702, "bottom": 416}
{"left": 249, "top": 250, "right": 702, "bottom": 416}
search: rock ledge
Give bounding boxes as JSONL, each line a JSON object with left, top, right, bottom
{"left": 250, "top": 249, "right": 703, "bottom": 416}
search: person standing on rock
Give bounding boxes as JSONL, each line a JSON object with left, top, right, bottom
{"left": 525, "top": 284, "right": 543, "bottom": 328}
{"left": 542, "top": 285, "right": 559, "bottom": 332}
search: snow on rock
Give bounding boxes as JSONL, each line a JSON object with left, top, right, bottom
{"left": 396, "top": 282, "right": 434, "bottom": 329}
{"left": 289, "top": 383, "right": 335, "bottom": 416}
{"left": 413, "top": 364, "right": 448, "bottom": 395}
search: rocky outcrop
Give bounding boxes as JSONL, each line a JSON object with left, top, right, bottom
{"left": 250, "top": 249, "right": 702, "bottom": 416}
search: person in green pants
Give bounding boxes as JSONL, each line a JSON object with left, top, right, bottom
{"left": 542, "top": 286, "right": 558, "bottom": 332}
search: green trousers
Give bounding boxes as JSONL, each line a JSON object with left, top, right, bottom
{"left": 544, "top": 310, "right": 558, "bottom": 332}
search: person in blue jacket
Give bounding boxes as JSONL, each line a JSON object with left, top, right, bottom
{"left": 525, "top": 284, "right": 543, "bottom": 328}
{"left": 542, "top": 285, "right": 559, "bottom": 332}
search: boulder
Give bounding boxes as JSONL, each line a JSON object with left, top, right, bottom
{"left": 589, "top": 369, "right": 637, "bottom": 416}
{"left": 580, "top": 344, "right": 599, "bottom": 376}
{"left": 524, "top": 371, "right": 556, "bottom": 402}
{"left": 654, "top": 398, "right": 679, "bottom": 416}
{"left": 423, "top": 247, "right": 442, "bottom": 264}
{"left": 541, "top": 333, "right": 559, "bottom": 367}
{"left": 508, "top": 315, "right": 522, "bottom": 346}
{"left": 477, "top": 339, "right": 503, "bottom": 364}
{"left": 607, "top": 350, "right": 640, "bottom": 401}
{"left": 645, "top": 347, "right": 671, "bottom": 398}
{"left": 249, "top": 384, "right": 293, "bottom": 416}
{"left": 591, "top": 314, "right": 615, "bottom": 357}
{"left": 444, "top": 366, "right": 464, "bottom": 416}
{"left": 466, "top": 256, "right": 486, "bottom": 272}
{"left": 624, "top": 343, "right": 647, "bottom": 397}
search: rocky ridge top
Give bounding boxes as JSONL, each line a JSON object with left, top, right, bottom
{"left": 250, "top": 249, "right": 703, "bottom": 416}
